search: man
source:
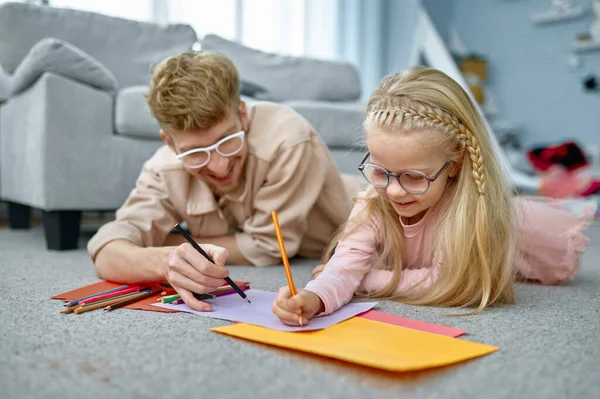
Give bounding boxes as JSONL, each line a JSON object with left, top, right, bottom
{"left": 88, "top": 51, "right": 358, "bottom": 311}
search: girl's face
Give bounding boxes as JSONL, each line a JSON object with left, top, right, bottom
{"left": 367, "top": 128, "right": 458, "bottom": 225}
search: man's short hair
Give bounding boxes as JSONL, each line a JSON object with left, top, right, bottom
{"left": 147, "top": 51, "right": 240, "bottom": 132}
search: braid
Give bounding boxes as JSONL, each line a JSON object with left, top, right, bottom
{"left": 372, "top": 100, "right": 487, "bottom": 196}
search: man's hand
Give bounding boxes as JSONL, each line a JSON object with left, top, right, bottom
{"left": 164, "top": 243, "right": 230, "bottom": 311}
{"left": 164, "top": 233, "right": 250, "bottom": 265}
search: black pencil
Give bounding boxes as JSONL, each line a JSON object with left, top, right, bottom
{"left": 173, "top": 223, "right": 251, "bottom": 304}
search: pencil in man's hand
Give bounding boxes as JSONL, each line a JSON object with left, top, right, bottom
{"left": 173, "top": 223, "right": 251, "bottom": 304}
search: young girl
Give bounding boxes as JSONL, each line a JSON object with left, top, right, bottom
{"left": 272, "top": 66, "right": 597, "bottom": 325}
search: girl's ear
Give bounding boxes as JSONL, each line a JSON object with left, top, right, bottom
{"left": 449, "top": 159, "right": 463, "bottom": 178}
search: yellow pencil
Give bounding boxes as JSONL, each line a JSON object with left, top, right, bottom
{"left": 60, "top": 291, "right": 141, "bottom": 314}
{"left": 271, "top": 210, "right": 303, "bottom": 327}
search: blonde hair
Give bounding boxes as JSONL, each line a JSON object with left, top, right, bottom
{"left": 147, "top": 51, "right": 240, "bottom": 131}
{"left": 324, "top": 66, "right": 516, "bottom": 313}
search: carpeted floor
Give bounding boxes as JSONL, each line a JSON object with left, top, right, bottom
{"left": 1, "top": 222, "right": 599, "bottom": 399}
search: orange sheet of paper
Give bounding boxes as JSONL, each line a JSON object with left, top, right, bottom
{"left": 212, "top": 317, "right": 498, "bottom": 372}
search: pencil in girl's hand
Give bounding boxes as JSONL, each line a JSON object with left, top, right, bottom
{"left": 104, "top": 289, "right": 162, "bottom": 311}
{"left": 173, "top": 223, "right": 251, "bottom": 304}
{"left": 271, "top": 210, "right": 303, "bottom": 327}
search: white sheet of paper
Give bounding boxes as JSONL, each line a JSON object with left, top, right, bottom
{"left": 152, "top": 289, "right": 377, "bottom": 332}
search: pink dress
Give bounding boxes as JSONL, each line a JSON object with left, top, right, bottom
{"left": 305, "top": 187, "right": 597, "bottom": 315}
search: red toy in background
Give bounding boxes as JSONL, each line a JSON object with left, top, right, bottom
{"left": 527, "top": 141, "right": 599, "bottom": 199}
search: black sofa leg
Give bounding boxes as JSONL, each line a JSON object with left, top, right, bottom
{"left": 43, "top": 210, "right": 82, "bottom": 250}
{"left": 7, "top": 201, "right": 31, "bottom": 229}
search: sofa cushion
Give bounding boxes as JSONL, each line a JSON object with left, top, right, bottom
{"left": 0, "top": 2, "right": 197, "bottom": 87}
{"left": 201, "top": 34, "right": 361, "bottom": 102}
{"left": 10, "top": 38, "right": 118, "bottom": 96}
{"left": 284, "top": 100, "right": 366, "bottom": 149}
{"left": 114, "top": 86, "right": 161, "bottom": 139}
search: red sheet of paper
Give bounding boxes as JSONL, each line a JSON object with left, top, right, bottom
{"left": 358, "top": 310, "right": 465, "bottom": 337}
{"left": 52, "top": 280, "right": 252, "bottom": 312}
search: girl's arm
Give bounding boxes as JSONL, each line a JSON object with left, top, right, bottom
{"left": 304, "top": 198, "right": 379, "bottom": 315}
{"left": 358, "top": 261, "right": 441, "bottom": 298}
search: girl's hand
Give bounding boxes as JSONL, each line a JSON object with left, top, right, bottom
{"left": 311, "top": 263, "right": 326, "bottom": 279}
{"left": 272, "top": 287, "right": 325, "bottom": 326}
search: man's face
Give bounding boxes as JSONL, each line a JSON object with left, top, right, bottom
{"left": 161, "top": 103, "right": 249, "bottom": 195}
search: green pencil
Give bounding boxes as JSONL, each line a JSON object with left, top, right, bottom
{"left": 160, "top": 293, "right": 215, "bottom": 303}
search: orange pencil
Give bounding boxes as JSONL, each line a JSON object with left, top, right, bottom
{"left": 271, "top": 210, "right": 303, "bottom": 327}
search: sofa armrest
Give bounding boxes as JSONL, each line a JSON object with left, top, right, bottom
{"left": 0, "top": 65, "right": 10, "bottom": 101}
{"left": 10, "top": 38, "right": 118, "bottom": 96}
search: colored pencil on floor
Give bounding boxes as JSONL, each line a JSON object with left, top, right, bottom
{"left": 60, "top": 290, "right": 148, "bottom": 314}
{"left": 158, "top": 294, "right": 180, "bottom": 301}
{"left": 75, "top": 290, "right": 152, "bottom": 314}
{"left": 104, "top": 289, "right": 162, "bottom": 311}
{"left": 212, "top": 285, "right": 250, "bottom": 298}
{"left": 158, "top": 293, "right": 216, "bottom": 303}
{"left": 78, "top": 286, "right": 142, "bottom": 305}
{"left": 193, "top": 293, "right": 216, "bottom": 300}
{"left": 65, "top": 284, "right": 129, "bottom": 307}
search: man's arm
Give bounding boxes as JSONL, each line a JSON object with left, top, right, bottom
{"left": 163, "top": 234, "right": 250, "bottom": 265}
{"left": 87, "top": 160, "right": 181, "bottom": 282}
{"left": 94, "top": 240, "right": 171, "bottom": 283}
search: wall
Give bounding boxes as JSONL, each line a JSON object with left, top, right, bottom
{"left": 430, "top": 0, "right": 600, "bottom": 150}
{"left": 337, "top": 0, "right": 420, "bottom": 98}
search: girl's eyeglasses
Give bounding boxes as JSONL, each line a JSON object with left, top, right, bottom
{"left": 358, "top": 153, "right": 452, "bottom": 194}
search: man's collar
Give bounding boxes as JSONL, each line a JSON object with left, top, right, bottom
{"left": 186, "top": 178, "right": 218, "bottom": 216}
{"left": 186, "top": 172, "right": 250, "bottom": 215}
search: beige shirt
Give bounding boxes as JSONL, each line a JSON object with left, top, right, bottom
{"left": 88, "top": 102, "right": 362, "bottom": 266}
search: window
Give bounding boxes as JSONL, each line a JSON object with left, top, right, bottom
{"left": 47, "top": 0, "right": 339, "bottom": 59}
{"left": 241, "top": 0, "right": 305, "bottom": 56}
{"left": 50, "top": 0, "right": 152, "bottom": 21}
{"left": 166, "top": 0, "right": 237, "bottom": 41}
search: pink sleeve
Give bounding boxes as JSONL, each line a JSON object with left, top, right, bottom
{"left": 358, "top": 261, "right": 441, "bottom": 297}
{"left": 304, "top": 195, "right": 379, "bottom": 315}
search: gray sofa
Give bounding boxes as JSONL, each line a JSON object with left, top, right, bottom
{"left": 0, "top": 2, "right": 366, "bottom": 251}
{"left": 0, "top": 2, "right": 196, "bottom": 249}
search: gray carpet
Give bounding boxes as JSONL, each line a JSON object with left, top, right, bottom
{"left": 1, "top": 223, "right": 599, "bottom": 399}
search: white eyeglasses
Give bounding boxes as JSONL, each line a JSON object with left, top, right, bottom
{"left": 176, "top": 131, "right": 245, "bottom": 169}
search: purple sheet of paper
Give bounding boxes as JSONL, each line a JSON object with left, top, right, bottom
{"left": 151, "top": 289, "right": 377, "bottom": 332}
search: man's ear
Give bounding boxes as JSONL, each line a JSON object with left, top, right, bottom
{"left": 160, "top": 129, "right": 175, "bottom": 151}
{"left": 239, "top": 101, "right": 249, "bottom": 130}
